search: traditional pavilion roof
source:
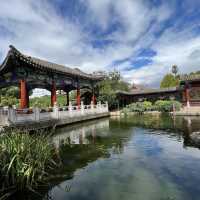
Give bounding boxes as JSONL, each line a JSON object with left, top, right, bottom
{"left": 116, "top": 87, "right": 179, "bottom": 96}
{"left": 0, "top": 45, "right": 103, "bottom": 81}
{"left": 130, "top": 83, "right": 150, "bottom": 92}
{"left": 180, "top": 74, "right": 200, "bottom": 83}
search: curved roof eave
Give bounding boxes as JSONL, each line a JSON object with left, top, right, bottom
{"left": 116, "top": 87, "right": 180, "bottom": 96}
{"left": 0, "top": 45, "right": 104, "bottom": 81}
{"left": 0, "top": 48, "right": 14, "bottom": 73}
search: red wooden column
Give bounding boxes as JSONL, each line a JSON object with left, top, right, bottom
{"left": 76, "top": 87, "right": 81, "bottom": 108}
{"left": 51, "top": 81, "right": 57, "bottom": 107}
{"left": 92, "top": 89, "right": 96, "bottom": 104}
{"left": 92, "top": 92, "right": 96, "bottom": 104}
{"left": 20, "top": 79, "right": 28, "bottom": 109}
{"left": 92, "top": 94, "right": 96, "bottom": 104}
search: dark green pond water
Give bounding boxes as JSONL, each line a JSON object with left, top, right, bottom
{"left": 47, "top": 114, "right": 200, "bottom": 200}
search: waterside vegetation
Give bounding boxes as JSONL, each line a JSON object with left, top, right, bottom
{"left": 0, "top": 130, "right": 58, "bottom": 199}
{"left": 122, "top": 100, "right": 182, "bottom": 114}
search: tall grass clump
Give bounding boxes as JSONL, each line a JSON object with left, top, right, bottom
{"left": 0, "top": 130, "right": 57, "bottom": 198}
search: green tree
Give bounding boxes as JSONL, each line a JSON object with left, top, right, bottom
{"left": 0, "top": 86, "right": 33, "bottom": 107}
{"left": 0, "top": 86, "right": 19, "bottom": 98}
{"left": 190, "top": 71, "right": 200, "bottom": 75}
{"left": 97, "top": 70, "right": 130, "bottom": 110}
{"left": 0, "top": 86, "right": 20, "bottom": 107}
{"left": 160, "top": 73, "right": 179, "bottom": 88}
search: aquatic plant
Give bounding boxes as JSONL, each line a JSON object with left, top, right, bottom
{"left": 0, "top": 130, "right": 57, "bottom": 198}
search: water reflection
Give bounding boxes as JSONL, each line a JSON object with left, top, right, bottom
{"left": 112, "top": 114, "right": 200, "bottom": 149}
{"left": 182, "top": 116, "right": 200, "bottom": 148}
{"left": 46, "top": 115, "right": 200, "bottom": 200}
{"left": 53, "top": 119, "right": 110, "bottom": 146}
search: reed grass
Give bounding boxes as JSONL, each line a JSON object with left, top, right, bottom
{"left": 0, "top": 130, "right": 57, "bottom": 198}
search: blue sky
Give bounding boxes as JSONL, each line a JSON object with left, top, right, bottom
{"left": 0, "top": 0, "right": 200, "bottom": 89}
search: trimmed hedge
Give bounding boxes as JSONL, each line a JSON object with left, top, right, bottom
{"left": 122, "top": 100, "right": 181, "bottom": 113}
{"left": 154, "top": 100, "right": 181, "bottom": 112}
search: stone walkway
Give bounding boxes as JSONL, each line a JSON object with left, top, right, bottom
{"left": 174, "top": 106, "right": 200, "bottom": 116}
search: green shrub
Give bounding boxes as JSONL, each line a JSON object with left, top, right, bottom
{"left": 122, "top": 107, "right": 129, "bottom": 115}
{"left": 155, "top": 100, "right": 181, "bottom": 112}
{"left": 123, "top": 100, "right": 181, "bottom": 113}
{"left": 0, "top": 96, "right": 18, "bottom": 107}
{"left": 125, "top": 101, "right": 154, "bottom": 113}
{"left": 155, "top": 100, "right": 170, "bottom": 112}
{"left": 30, "top": 96, "right": 51, "bottom": 108}
{"left": 30, "top": 95, "right": 70, "bottom": 108}
{"left": 143, "top": 101, "right": 153, "bottom": 111}
{"left": 0, "top": 130, "right": 58, "bottom": 197}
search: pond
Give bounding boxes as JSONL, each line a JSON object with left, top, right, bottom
{"left": 44, "top": 115, "right": 200, "bottom": 200}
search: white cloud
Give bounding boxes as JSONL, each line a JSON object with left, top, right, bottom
{"left": 129, "top": 26, "right": 200, "bottom": 87}
{"left": 0, "top": 0, "right": 199, "bottom": 91}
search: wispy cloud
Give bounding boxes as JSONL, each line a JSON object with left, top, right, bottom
{"left": 0, "top": 0, "right": 199, "bottom": 90}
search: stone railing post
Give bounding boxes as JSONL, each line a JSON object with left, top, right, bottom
{"left": 53, "top": 105, "right": 59, "bottom": 119}
{"left": 98, "top": 101, "right": 101, "bottom": 111}
{"left": 91, "top": 101, "right": 94, "bottom": 113}
{"left": 81, "top": 101, "right": 84, "bottom": 115}
{"left": 33, "top": 107, "right": 40, "bottom": 121}
{"left": 8, "top": 108, "right": 16, "bottom": 123}
{"left": 68, "top": 101, "right": 72, "bottom": 116}
{"left": 105, "top": 101, "right": 109, "bottom": 112}
{"left": 68, "top": 101, "right": 72, "bottom": 111}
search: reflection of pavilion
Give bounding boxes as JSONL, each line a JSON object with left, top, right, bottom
{"left": 53, "top": 118, "right": 110, "bottom": 147}
{"left": 0, "top": 45, "right": 103, "bottom": 108}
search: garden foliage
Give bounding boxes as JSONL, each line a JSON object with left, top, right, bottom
{"left": 97, "top": 70, "right": 130, "bottom": 110}
{"left": 122, "top": 100, "right": 181, "bottom": 113}
{"left": 0, "top": 130, "right": 58, "bottom": 197}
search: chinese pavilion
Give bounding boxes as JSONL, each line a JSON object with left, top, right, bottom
{"left": 117, "top": 75, "right": 200, "bottom": 107}
{"left": 0, "top": 45, "right": 103, "bottom": 109}
{"left": 180, "top": 74, "right": 200, "bottom": 107}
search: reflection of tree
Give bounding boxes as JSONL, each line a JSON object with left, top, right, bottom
{"left": 115, "top": 114, "right": 184, "bottom": 132}
{"left": 57, "top": 142, "right": 109, "bottom": 176}
{"left": 87, "top": 135, "right": 125, "bottom": 154}
{"left": 30, "top": 142, "right": 111, "bottom": 200}
{"left": 25, "top": 116, "right": 200, "bottom": 200}
{"left": 53, "top": 120, "right": 133, "bottom": 182}
{"left": 114, "top": 115, "right": 200, "bottom": 149}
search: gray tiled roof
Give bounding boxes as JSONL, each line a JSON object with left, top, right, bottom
{"left": 116, "top": 87, "right": 179, "bottom": 95}
{"left": 0, "top": 45, "right": 103, "bottom": 81}
{"left": 180, "top": 74, "right": 200, "bottom": 82}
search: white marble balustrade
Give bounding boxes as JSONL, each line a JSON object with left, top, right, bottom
{"left": 0, "top": 101, "right": 109, "bottom": 126}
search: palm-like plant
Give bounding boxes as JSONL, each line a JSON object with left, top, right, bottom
{"left": 172, "top": 65, "right": 178, "bottom": 77}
